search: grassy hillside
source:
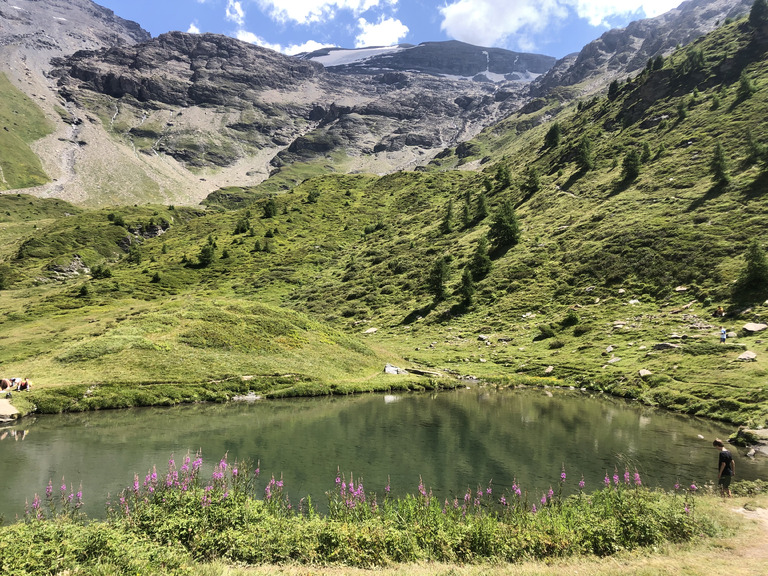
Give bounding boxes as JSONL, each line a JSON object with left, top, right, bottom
{"left": 2, "top": 16, "right": 768, "bottom": 424}
{"left": 0, "top": 73, "right": 53, "bottom": 190}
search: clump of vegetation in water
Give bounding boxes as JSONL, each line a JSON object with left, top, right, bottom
{"left": 0, "top": 453, "right": 709, "bottom": 574}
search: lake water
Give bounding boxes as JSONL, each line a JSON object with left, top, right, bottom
{"left": 1, "top": 386, "right": 765, "bottom": 521}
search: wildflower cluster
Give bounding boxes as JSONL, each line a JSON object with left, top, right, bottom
{"left": 24, "top": 478, "right": 83, "bottom": 522}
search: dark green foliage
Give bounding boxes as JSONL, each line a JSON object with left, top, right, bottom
{"left": 306, "top": 189, "right": 320, "bottom": 203}
{"left": 459, "top": 267, "right": 474, "bottom": 306}
{"left": 544, "top": 122, "right": 561, "bottom": 148}
{"left": 576, "top": 135, "right": 595, "bottom": 172}
{"left": 608, "top": 79, "right": 620, "bottom": 100}
{"left": 470, "top": 235, "right": 492, "bottom": 280}
{"left": 197, "top": 244, "right": 215, "bottom": 268}
{"left": 710, "top": 142, "right": 730, "bottom": 184}
{"left": 427, "top": 256, "right": 449, "bottom": 301}
{"left": 750, "top": 0, "right": 768, "bottom": 28}
{"left": 561, "top": 309, "right": 580, "bottom": 328}
{"left": 127, "top": 244, "right": 142, "bottom": 264}
{"left": 622, "top": 149, "right": 642, "bottom": 182}
{"left": 738, "top": 71, "right": 757, "bottom": 100}
{"left": 0, "top": 264, "right": 10, "bottom": 290}
{"left": 523, "top": 166, "right": 540, "bottom": 193}
{"left": 78, "top": 284, "right": 89, "bottom": 297}
{"left": 488, "top": 201, "right": 520, "bottom": 251}
{"left": 91, "top": 264, "right": 112, "bottom": 279}
{"left": 151, "top": 271, "right": 161, "bottom": 283}
{"left": 711, "top": 94, "right": 721, "bottom": 110}
{"left": 476, "top": 189, "right": 488, "bottom": 221}
{"left": 263, "top": 197, "right": 277, "bottom": 218}
{"left": 745, "top": 129, "right": 765, "bottom": 165}
{"left": 233, "top": 218, "right": 249, "bottom": 234}
{"left": 677, "top": 99, "right": 688, "bottom": 121}
{"left": 108, "top": 213, "right": 126, "bottom": 228}
{"left": 495, "top": 164, "right": 511, "bottom": 189}
{"left": 440, "top": 199, "right": 453, "bottom": 234}
{"left": 535, "top": 324, "right": 556, "bottom": 340}
{"left": 461, "top": 200, "right": 471, "bottom": 229}
{"left": 641, "top": 142, "right": 652, "bottom": 163}
{"left": 735, "top": 240, "right": 768, "bottom": 297}
{"left": 653, "top": 55, "right": 665, "bottom": 70}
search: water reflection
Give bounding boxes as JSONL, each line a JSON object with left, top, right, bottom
{"left": 0, "top": 387, "right": 765, "bottom": 521}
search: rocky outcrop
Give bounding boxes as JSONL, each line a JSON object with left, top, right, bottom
{"left": 534, "top": 0, "right": 753, "bottom": 96}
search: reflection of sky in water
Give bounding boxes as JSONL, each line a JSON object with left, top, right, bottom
{"left": 0, "top": 387, "right": 765, "bottom": 520}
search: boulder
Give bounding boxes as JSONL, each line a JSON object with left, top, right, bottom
{"left": 737, "top": 351, "right": 757, "bottom": 362}
{"left": 743, "top": 323, "right": 768, "bottom": 333}
{"left": 363, "top": 327, "right": 378, "bottom": 334}
{"left": 384, "top": 363, "right": 408, "bottom": 375}
{"left": 639, "top": 369, "right": 653, "bottom": 378}
{"left": 653, "top": 342, "right": 681, "bottom": 350}
{"left": 544, "top": 366, "right": 554, "bottom": 374}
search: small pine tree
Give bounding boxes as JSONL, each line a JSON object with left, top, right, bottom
{"left": 607, "top": 79, "right": 620, "bottom": 100}
{"left": 427, "top": 256, "right": 449, "bottom": 301}
{"left": 151, "top": 271, "right": 161, "bottom": 283}
{"left": 738, "top": 71, "right": 757, "bottom": 100}
{"left": 476, "top": 190, "right": 488, "bottom": 221}
{"left": 711, "top": 94, "right": 721, "bottom": 110}
{"left": 461, "top": 201, "right": 471, "bottom": 229}
{"left": 710, "top": 142, "right": 730, "bottom": 184}
{"left": 677, "top": 99, "right": 688, "bottom": 121}
{"left": 576, "top": 135, "right": 595, "bottom": 172}
{"left": 495, "top": 164, "right": 511, "bottom": 189}
{"left": 622, "top": 149, "right": 642, "bottom": 181}
{"left": 736, "top": 239, "right": 768, "bottom": 296}
{"left": 263, "top": 197, "right": 277, "bottom": 218}
{"left": 459, "top": 267, "right": 475, "bottom": 307}
{"left": 440, "top": 199, "right": 453, "bottom": 234}
{"left": 523, "top": 166, "right": 540, "bottom": 193}
{"left": 470, "top": 236, "right": 492, "bottom": 279}
{"left": 641, "top": 142, "right": 652, "bottom": 163}
{"left": 197, "top": 243, "right": 216, "bottom": 268}
{"left": 544, "top": 122, "right": 561, "bottom": 148}
{"left": 652, "top": 55, "right": 664, "bottom": 70}
{"left": 488, "top": 201, "right": 520, "bottom": 251}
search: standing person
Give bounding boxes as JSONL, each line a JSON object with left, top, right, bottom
{"left": 720, "top": 327, "right": 727, "bottom": 343}
{"left": 713, "top": 438, "right": 735, "bottom": 497}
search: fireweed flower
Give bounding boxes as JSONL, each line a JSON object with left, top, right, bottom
{"left": 624, "top": 468, "right": 631, "bottom": 485}
{"left": 547, "top": 486, "right": 554, "bottom": 500}
{"left": 690, "top": 484, "right": 698, "bottom": 491}
{"left": 46, "top": 481, "right": 53, "bottom": 498}
{"left": 532, "top": 504, "right": 537, "bottom": 513}
{"left": 541, "top": 493, "right": 547, "bottom": 506}
{"left": 579, "top": 476, "right": 585, "bottom": 489}
{"left": 613, "top": 470, "right": 619, "bottom": 486}
{"left": 674, "top": 482, "right": 680, "bottom": 490}
{"left": 561, "top": 466, "right": 566, "bottom": 482}
{"left": 633, "top": 470, "right": 642, "bottom": 486}
{"left": 604, "top": 473, "right": 610, "bottom": 487}
{"left": 500, "top": 495, "right": 507, "bottom": 506}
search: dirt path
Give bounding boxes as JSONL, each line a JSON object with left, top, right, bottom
{"left": 0, "top": 398, "right": 19, "bottom": 419}
{"left": 735, "top": 505, "right": 768, "bottom": 560}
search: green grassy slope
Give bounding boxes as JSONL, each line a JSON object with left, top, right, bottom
{"left": 1, "top": 17, "right": 768, "bottom": 423}
{"left": 0, "top": 73, "right": 53, "bottom": 190}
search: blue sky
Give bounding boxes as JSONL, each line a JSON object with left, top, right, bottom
{"left": 96, "top": 0, "right": 686, "bottom": 58}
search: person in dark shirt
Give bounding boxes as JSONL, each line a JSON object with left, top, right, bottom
{"left": 713, "top": 438, "right": 735, "bottom": 497}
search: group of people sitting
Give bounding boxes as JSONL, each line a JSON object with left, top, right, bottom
{"left": 1, "top": 378, "right": 30, "bottom": 394}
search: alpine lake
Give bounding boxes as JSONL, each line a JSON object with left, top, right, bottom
{"left": 1, "top": 386, "right": 766, "bottom": 521}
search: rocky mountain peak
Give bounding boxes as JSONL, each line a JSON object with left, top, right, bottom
{"left": 535, "top": 0, "right": 753, "bottom": 96}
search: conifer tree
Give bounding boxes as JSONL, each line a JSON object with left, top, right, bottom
{"left": 488, "top": 200, "right": 520, "bottom": 251}
{"left": 461, "top": 200, "right": 471, "bottom": 229}
{"left": 476, "top": 190, "right": 489, "bottom": 221}
{"left": 459, "top": 267, "right": 475, "bottom": 307}
{"left": 440, "top": 199, "right": 453, "bottom": 234}
{"left": 710, "top": 142, "right": 730, "bottom": 184}
{"left": 750, "top": 0, "right": 768, "bottom": 28}
{"left": 523, "top": 166, "right": 540, "bottom": 193}
{"left": 576, "top": 135, "right": 595, "bottom": 172}
{"left": 427, "top": 256, "right": 449, "bottom": 301}
{"left": 470, "top": 236, "right": 492, "bottom": 279}
{"left": 622, "top": 149, "right": 641, "bottom": 182}
{"left": 736, "top": 239, "right": 768, "bottom": 296}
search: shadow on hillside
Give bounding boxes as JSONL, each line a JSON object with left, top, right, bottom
{"left": 744, "top": 170, "right": 768, "bottom": 199}
{"left": 685, "top": 181, "right": 728, "bottom": 212}
{"left": 563, "top": 169, "right": 588, "bottom": 191}
{"left": 402, "top": 304, "right": 435, "bottom": 325}
{"left": 609, "top": 176, "right": 637, "bottom": 196}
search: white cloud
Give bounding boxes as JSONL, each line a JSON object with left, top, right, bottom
{"left": 226, "top": 0, "right": 246, "bottom": 26}
{"left": 236, "top": 29, "right": 334, "bottom": 55}
{"left": 187, "top": 22, "right": 201, "bottom": 34}
{"left": 355, "top": 16, "right": 408, "bottom": 47}
{"left": 439, "top": 0, "right": 682, "bottom": 49}
{"left": 256, "top": 0, "right": 394, "bottom": 25}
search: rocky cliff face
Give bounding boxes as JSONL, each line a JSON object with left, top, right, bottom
{"left": 51, "top": 32, "right": 538, "bottom": 190}
{"left": 0, "top": 0, "right": 149, "bottom": 67}
{"left": 535, "top": 0, "right": 753, "bottom": 95}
